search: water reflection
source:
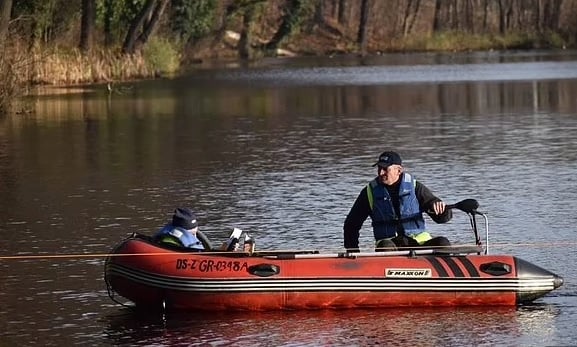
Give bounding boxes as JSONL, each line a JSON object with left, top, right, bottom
{"left": 192, "top": 62, "right": 577, "bottom": 87}
{"left": 103, "top": 305, "right": 562, "bottom": 347}
{"left": 2, "top": 52, "right": 577, "bottom": 345}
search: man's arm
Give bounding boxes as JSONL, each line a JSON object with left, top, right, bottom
{"left": 343, "top": 187, "right": 371, "bottom": 250}
{"left": 415, "top": 181, "right": 452, "bottom": 223}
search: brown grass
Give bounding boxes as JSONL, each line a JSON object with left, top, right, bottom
{"left": 0, "top": 47, "right": 29, "bottom": 114}
{"left": 29, "top": 47, "right": 155, "bottom": 85}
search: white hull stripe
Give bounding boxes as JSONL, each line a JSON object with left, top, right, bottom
{"left": 107, "top": 264, "right": 557, "bottom": 293}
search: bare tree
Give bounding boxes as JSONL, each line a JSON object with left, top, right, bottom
{"left": 338, "top": 0, "right": 347, "bottom": 24}
{"left": 497, "top": 0, "right": 506, "bottom": 34}
{"left": 103, "top": 0, "right": 114, "bottom": 47}
{"left": 0, "top": 0, "right": 12, "bottom": 47}
{"left": 544, "top": 0, "right": 563, "bottom": 31}
{"left": 0, "top": 0, "right": 12, "bottom": 48}
{"left": 432, "top": 0, "right": 443, "bottom": 32}
{"left": 264, "top": 0, "right": 302, "bottom": 50}
{"left": 357, "top": 0, "right": 371, "bottom": 55}
{"left": 238, "top": 4, "right": 255, "bottom": 59}
{"left": 122, "top": 0, "right": 170, "bottom": 54}
{"left": 79, "top": 0, "right": 96, "bottom": 53}
{"left": 0, "top": 0, "right": 15, "bottom": 115}
{"left": 462, "top": 0, "right": 473, "bottom": 33}
{"left": 206, "top": 0, "right": 265, "bottom": 55}
{"left": 481, "top": 0, "right": 489, "bottom": 32}
{"left": 497, "top": 0, "right": 515, "bottom": 32}
{"left": 209, "top": 0, "right": 237, "bottom": 49}
{"left": 313, "top": 0, "right": 325, "bottom": 29}
{"left": 450, "top": 0, "right": 459, "bottom": 30}
{"left": 401, "top": 0, "right": 421, "bottom": 36}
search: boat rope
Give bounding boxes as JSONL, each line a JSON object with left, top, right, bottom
{"left": 0, "top": 241, "right": 575, "bottom": 261}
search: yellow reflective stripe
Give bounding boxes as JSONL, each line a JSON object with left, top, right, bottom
{"left": 159, "top": 236, "right": 182, "bottom": 247}
{"left": 411, "top": 232, "right": 432, "bottom": 245}
{"left": 367, "top": 184, "right": 374, "bottom": 210}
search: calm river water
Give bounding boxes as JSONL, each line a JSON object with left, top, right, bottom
{"left": 1, "top": 51, "right": 577, "bottom": 346}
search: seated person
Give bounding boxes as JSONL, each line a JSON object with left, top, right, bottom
{"left": 344, "top": 151, "right": 452, "bottom": 252}
{"left": 154, "top": 207, "right": 210, "bottom": 250}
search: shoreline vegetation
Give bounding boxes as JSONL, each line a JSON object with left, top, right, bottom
{"left": 1, "top": 0, "right": 576, "bottom": 115}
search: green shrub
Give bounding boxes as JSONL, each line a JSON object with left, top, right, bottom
{"left": 541, "top": 31, "right": 567, "bottom": 48}
{"left": 142, "top": 38, "right": 181, "bottom": 76}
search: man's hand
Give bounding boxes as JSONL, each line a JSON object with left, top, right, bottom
{"left": 431, "top": 201, "right": 446, "bottom": 215}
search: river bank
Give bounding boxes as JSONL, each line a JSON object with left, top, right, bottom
{"left": 10, "top": 27, "right": 572, "bottom": 86}
{"left": 0, "top": 27, "right": 569, "bottom": 116}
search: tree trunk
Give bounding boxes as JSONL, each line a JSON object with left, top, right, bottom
{"left": 545, "top": 0, "right": 563, "bottom": 31}
{"left": 238, "top": 5, "right": 255, "bottom": 59}
{"left": 264, "top": 0, "right": 302, "bottom": 51}
{"left": 79, "top": 0, "right": 96, "bottom": 53}
{"left": 497, "top": 0, "right": 505, "bottom": 33}
{"left": 132, "top": 0, "right": 169, "bottom": 53}
{"left": 331, "top": 0, "right": 339, "bottom": 20}
{"left": 0, "top": 0, "right": 13, "bottom": 47}
{"left": 313, "top": 0, "right": 324, "bottom": 29}
{"left": 403, "top": 0, "right": 421, "bottom": 36}
{"left": 338, "top": 0, "right": 347, "bottom": 24}
{"left": 401, "top": 0, "right": 411, "bottom": 36}
{"left": 481, "top": 0, "right": 489, "bottom": 32}
{"left": 357, "top": 0, "right": 370, "bottom": 56}
{"left": 207, "top": 0, "right": 265, "bottom": 51}
{"left": 463, "top": 0, "right": 473, "bottom": 33}
{"left": 208, "top": 0, "right": 234, "bottom": 49}
{"left": 451, "top": 0, "right": 459, "bottom": 30}
{"left": 432, "top": 0, "right": 442, "bottom": 32}
{"left": 122, "top": 0, "right": 169, "bottom": 55}
{"left": 122, "top": 0, "right": 156, "bottom": 54}
{"left": 505, "top": 0, "right": 513, "bottom": 31}
{"left": 409, "top": 0, "right": 422, "bottom": 35}
{"left": 103, "top": 0, "right": 114, "bottom": 47}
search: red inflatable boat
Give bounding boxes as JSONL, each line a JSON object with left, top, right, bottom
{"left": 104, "top": 200, "right": 563, "bottom": 311}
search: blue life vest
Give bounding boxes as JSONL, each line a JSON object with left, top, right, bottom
{"left": 367, "top": 172, "right": 426, "bottom": 240}
{"left": 155, "top": 225, "right": 205, "bottom": 250}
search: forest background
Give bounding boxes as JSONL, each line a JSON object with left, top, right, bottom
{"left": 1, "top": 0, "right": 576, "bottom": 114}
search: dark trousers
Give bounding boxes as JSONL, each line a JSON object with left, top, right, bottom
{"left": 375, "top": 235, "right": 451, "bottom": 251}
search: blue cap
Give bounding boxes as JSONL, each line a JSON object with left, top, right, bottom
{"left": 172, "top": 208, "right": 198, "bottom": 230}
{"left": 372, "top": 151, "right": 402, "bottom": 167}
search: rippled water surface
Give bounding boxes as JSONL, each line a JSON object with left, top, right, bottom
{"left": 1, "top": 51, "right": 577, "bottom": 346}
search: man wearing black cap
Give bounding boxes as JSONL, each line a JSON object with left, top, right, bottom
{"left": 343, "top": 151, "right": 452, "bottom": 252}
{"left": 154, "top": 207, "right": 207, "bottom": 250}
